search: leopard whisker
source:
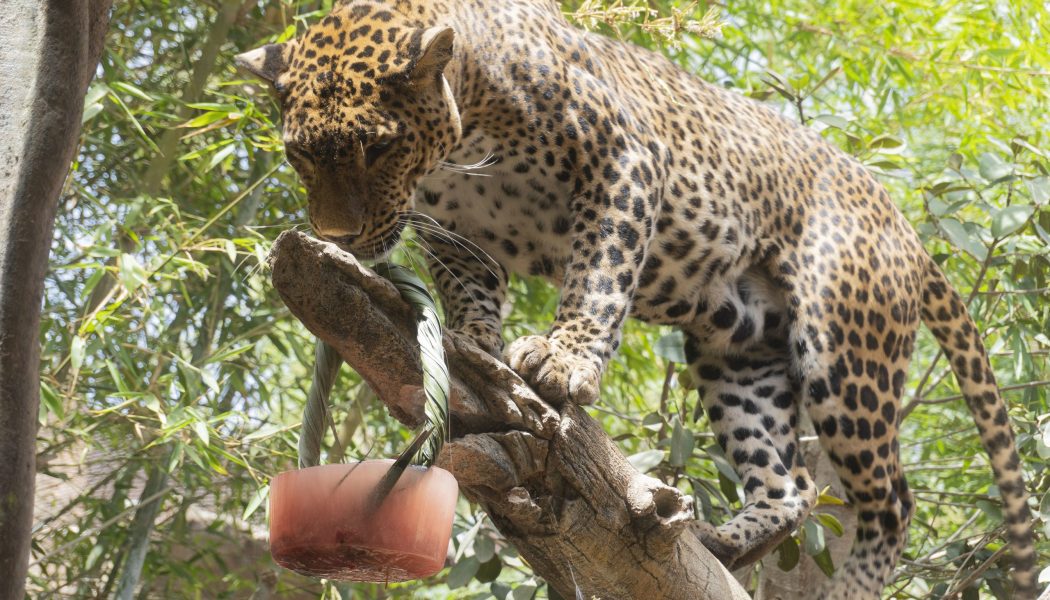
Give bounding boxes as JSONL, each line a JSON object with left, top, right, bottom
{"left": 401, "top": 211, "right": 501, "bottom": 275}
{"left": 406, "top": 221, "right": 502, "bottom": 282}
{"left": 438, "top": 153, "right": 498, "bottom": 177}
{"left": 405, "top": 235, "right": 480, "bottom": 305}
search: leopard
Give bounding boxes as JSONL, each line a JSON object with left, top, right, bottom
{"left": 235, "top": 0, "right": 1038, "bottom": 597}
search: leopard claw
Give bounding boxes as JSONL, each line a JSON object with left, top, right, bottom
{"left": 506, "top": 335, "right": 600, "bottom": 406}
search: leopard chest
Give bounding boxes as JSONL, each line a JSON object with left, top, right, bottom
{"left": 418, "top": 131, "right": 574, "bottom": 282}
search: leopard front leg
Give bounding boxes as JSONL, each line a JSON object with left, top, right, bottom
{"left": 506, "top": 147, "right": 662, "bottom": 405}
{"left": 420, "top": 229, "right": 508, "bottom": 357}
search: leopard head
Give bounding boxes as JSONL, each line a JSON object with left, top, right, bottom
{"left": 236, "top": 3, "right": 461, "bottom": 258}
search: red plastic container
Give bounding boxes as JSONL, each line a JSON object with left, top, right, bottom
{"left": 269, "top": 460, "right": 458, "bottom": 581}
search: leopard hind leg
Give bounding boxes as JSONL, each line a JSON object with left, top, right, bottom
{"left": 685, "top": 332, "right": 817, "bottom": 569}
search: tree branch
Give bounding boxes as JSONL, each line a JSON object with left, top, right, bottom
{"left": 269, "top": 231, "right": 751, "bottom": 600}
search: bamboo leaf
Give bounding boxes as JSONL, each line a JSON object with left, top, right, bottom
{"left": 111, "top": 81, "right": 155, "bottom": 103}
{"left": 366, "top": 427, "right": 433, "bottom": 512}
{"left": 375, "top": 262, "right": 450, "bottom": 464}
{"left": 241, "top": 484, "right": 268, "bottom": 521}
{"left": 669, "top": 416, "right": 694, "bottom": 467}
{"left": 815, "top": 512, "right": 845, "bottom": 537}
{"left": 193, "top": 420, "right": 210, "bottom": 447}
{"left": 817, "top": 491, "right": 846, "bottom": 506}
{"left": 70, "top": 336, "right": 86, "bottom": 373}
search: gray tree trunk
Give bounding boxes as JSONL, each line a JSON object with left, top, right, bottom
{"left": 269, "top": 231, "right": 752, "bottom": 600}
{"left": 0, "top": 2, "right": 111, "bottom": 597}
{"left": 113, "top": 464, "right": 171, "bottom": 600}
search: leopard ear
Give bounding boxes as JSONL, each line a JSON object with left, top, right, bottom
{"left": 408, "top": 26, "right": 455, "bottom": 83}
{"left": 234, "top": 42, "right": 295, "bottom": 84}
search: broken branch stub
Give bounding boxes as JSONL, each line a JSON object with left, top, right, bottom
{"left": 269, "top": 231, "right": 751, "bottom": 600}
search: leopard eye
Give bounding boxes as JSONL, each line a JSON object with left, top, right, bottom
{"left": 365, "top": 137, "right": 397, "bottom": 167}
{"left": 284, "top": 146, "right": 304, "bottom": 165}
{"left": 284, "top": 145, "right": 315, "bottom": 176}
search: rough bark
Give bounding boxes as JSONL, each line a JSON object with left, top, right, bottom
{"left": 0, "top": 2, "right": 111, "bottom": 597}
{"left": 269, "top": 231, "right": 751, "bottom": 600}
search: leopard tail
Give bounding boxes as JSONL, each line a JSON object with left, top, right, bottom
{"left": 920, "top": 259, "right": 1037, "bottom": 598}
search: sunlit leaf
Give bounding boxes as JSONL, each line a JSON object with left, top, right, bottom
{"left": 40, "top": 381, "right": 65, "bottom": 420}
{"left": 110, "top": 81, "right": 154, "bottom": 102}
{"left": 803, "top": 519, "right": 826, "bottom": 555}
{"left": 70, "top": 336, "right": 86, "bottom": 373}
{"left": 1028, "top": 177, "right": 1050, "bottom": 205}
{"left": 118, "top": 253, "right": 148, "bottom": 290}
{"left": 938, "top": 218, "right": 987, "bottom": 260}
{"left": 206, "top": 143, "right": 237, "bottom": 171}
{"left": 814, "top": 114, "right": 850, "bottom": 130}
{"left": 193, "top": 420, "right": 210, "bottom": 446}
{"left": 869, "top": 133, "right": 904, "bottom": 151}
{"left": 627, "top": 449, "right": 664, "bottom": 473}
{"left": 978, "top": 152, "right": 1012, "bottom": 181}
{"left": 817, "top": 492, "right": 846, "bottom": 506}
{"left": 991, "top": 205, "right": 1034, "bottom": 238}
{"left": 815, "top": 513, "right": 845, "bottom": 537}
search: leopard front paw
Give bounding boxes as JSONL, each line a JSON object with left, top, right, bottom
{"left": 505, "top": 335, "right": 600, "bottom": 405}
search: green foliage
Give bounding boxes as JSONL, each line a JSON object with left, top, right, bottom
{"left": 37, "top": 0, "right": 1047, "bottom": 598}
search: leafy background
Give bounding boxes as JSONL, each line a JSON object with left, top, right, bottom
{"left": 36, "top": 0, "right": 1048, "bottom": 598}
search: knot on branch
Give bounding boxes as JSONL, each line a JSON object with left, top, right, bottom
{"left": 627, "top": 476, "right": 694, "bottom": 556}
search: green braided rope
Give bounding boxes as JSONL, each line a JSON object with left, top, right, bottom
{"left": 374, "top": 262, "right": 450, "bottom": 464}
{"left": 299, "top": 340, "right": 342, "bottom": 469}
{"left": 298, "top": 262, "right": 450, "bottom": 483}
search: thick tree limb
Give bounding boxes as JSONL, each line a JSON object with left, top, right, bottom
{"left": 0, "top": 2, "right": 111, "bottom": 597}
{"left": 270, "top": 231, "right": 751, "bottom": 600}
